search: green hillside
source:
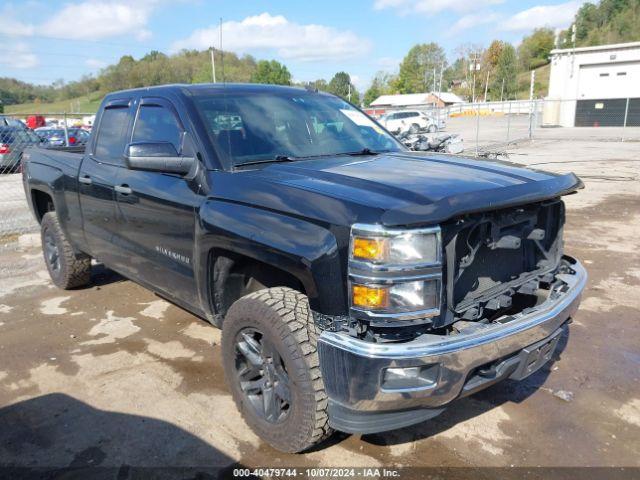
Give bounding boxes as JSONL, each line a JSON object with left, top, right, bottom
{"left": 5, "top": 91, "right": 104, "bottom": 115}
{"left": 516, "top": 63, "right": 550, "bottom": 99}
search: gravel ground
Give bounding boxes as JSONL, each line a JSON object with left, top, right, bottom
{"left": 0, "top": 136, "right": 638, "bottom": 475}
{"left": 0, "top": 173, "right": 38, "bottom": 238}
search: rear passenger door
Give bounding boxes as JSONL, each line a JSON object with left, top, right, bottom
{"left": 78, "top": 99, "right": 134, "bottom": 266}
{"left": 113, "top": 97, "right": 201, "bottom": 306}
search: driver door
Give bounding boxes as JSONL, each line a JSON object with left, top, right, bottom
{"left": 113, "top": 97, "right": 202, "bottom": 306}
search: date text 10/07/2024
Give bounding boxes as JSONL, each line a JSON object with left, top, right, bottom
{"left": 232, "top": 468, "right": 401, "bottom": 478}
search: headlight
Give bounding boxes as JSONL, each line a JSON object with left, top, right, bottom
{"left": 348, "top": 224, "right": 442, "bottom": 323}
{"left": 351, "top": 279, "right": 439, "bottom": 313}
{"left": 350, "top": 228, "right": 440, "bottom": 266}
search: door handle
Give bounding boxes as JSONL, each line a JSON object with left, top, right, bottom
{"left": 115, "top": 184, "right": 132, "bottom": 195}
{"left": 79, "top": 175, "right": 92, "bottom": 185}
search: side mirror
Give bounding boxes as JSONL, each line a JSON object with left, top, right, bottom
{"left": 124, "top": 142, "right": 195, "bottom": 175}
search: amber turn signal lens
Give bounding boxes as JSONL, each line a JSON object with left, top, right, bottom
{"left": 352, "top": 284, "right": 389, "bottom": 309}
{"left": 352, "top": 237, "right": 387, "bottom": 262}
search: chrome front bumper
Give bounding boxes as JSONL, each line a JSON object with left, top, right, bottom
{"left": 318, "top": 257, "right": 586, "bottom": 432}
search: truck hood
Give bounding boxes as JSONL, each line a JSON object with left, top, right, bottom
{"left": 211, "top": 152, "right": 582, "bottom": 227}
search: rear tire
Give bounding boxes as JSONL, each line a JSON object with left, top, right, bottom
{"left": 41, "top": 212, "right": 91, "bottom": 289}
{"left": 221, "top": 287, "right": 332, "bottom": 453}
{"left": 409, "top": 123, "right": 420, "bottom": 134}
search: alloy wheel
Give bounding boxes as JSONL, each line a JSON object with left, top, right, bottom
{"left": 43, "top": 229, "right": 61, "bottom": 274}
{"left": 234, "top": 328, "right": 291, "bottom": 423}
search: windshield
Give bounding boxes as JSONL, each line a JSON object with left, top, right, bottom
{"left": 194, "top": 91, "right": 405, "bottom": 167}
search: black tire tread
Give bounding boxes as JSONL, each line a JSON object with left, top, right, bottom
{"left": 41, "top": 212, "right": 91, "bottom": 289}
{"left": 222, "top": 287, "right": 333, "bottom": 452}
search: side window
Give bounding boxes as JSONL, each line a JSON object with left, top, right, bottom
{"left": 132, "top": 104, "right": 182, "bottom": 152}
{"left": 94, "top": 107, "right": 130, "bottom": 164}
{"left": 406, "top": 112, "right": 418, "bottom": 118}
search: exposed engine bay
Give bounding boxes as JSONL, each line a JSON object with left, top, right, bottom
{"left": 439, "top": 198, "right": 565, "bottom": 329}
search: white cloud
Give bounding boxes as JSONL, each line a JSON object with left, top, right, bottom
{"left": 0, "top": 42, "right": 38, "bottom": 69}
{"left": 0, "top": 1, "right": 159, "bottom": 41}
{"left": 40, "top": 1, "right": 157, "bottom": 40}
{"left": 0, "top": 19, "right": 34, "bottom": 37}
{"left": 171, "top": 13, "right": 372, "bottom": 62}
{"left": 374, "top": 0, "right": 504, "bottom": 15}
{"left": 451, "top": 12, "right": 503, "bottom": 33}
{"left": 500, "top": 1, "right": 584, "bottom": 31}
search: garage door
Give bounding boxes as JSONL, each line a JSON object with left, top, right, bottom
{"left": 575, "top": 98, "right": 640, "bottom": 127}
{"left": 578, "top": 61, "right": 640, "bottom": 99}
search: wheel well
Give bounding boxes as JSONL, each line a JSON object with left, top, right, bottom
{"left": 32, "top": 190, "right": 54, "bottom": 223}
{"left": 210, "top": 250, "right": 306, "bottom": 319}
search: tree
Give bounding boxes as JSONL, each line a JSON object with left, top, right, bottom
{"left": 327, "top": 72, "right": 360, "bottom": 104}
{"left": 492, "top": 43, "right": 518, "bottom": 100}
{"left": 394, "top": 43, "right": 447, "bottom": 93}
{"left": 446, "top": 44, "right": 484, "bottom": 101}
{"left": 478, "top": 40, "right": 504, "bottom": 101}
{"left": 559, "top": 0, "right": 640, "bottom": 47}
{"left": 518, "top": 28, "right": 555, "bottom": 70}
{"left": 250, "top": 60, "right": 292, "bottom": 85}
{"left": 307, "top": 79, "right": 329, "bottom": 91}
{"left": 363, "top": 71, "right": 395, "bottom": 106}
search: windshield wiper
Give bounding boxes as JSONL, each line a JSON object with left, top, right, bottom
{"left": 339, "top": 148, "right": 386, "bottom": 156}
{"left": 236, "top": 155, "right": 297, "bottom": 167}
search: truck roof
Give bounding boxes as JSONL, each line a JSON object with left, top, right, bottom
{"left": 104, "top": 83, "right": 328, "bottom": 99}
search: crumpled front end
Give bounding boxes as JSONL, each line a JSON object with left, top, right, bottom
{"left": 318, "top": 257, "right": 586, "bottom": 434}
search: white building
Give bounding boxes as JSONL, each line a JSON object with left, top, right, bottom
{"left": 370, "top": 92, "right": 464, "bottom": 109}
{"left": 544, "top": 41, "right": 640, "bottom": 127}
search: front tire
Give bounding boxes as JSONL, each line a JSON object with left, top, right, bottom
{"left": 221, "top": 287, "right": 332, "bottom": 452}
{"left": 41, "top": 212, "right": 91, "bottom": 289}
{"left": 427, "top": 124, "right": 437, "bottom": 133}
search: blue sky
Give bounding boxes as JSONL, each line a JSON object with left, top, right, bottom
{"left": 0, "top": 0, "right": 584, "bottom": 91}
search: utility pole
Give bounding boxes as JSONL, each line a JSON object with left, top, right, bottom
{"left": 437, "top": 63, "right": 444, "bottom": 124}
{"left": 432, "top": 67, "right": 436, "bottom": 111}
{"left": 219, "top": 17, "right": 224, "bottom": 82}
{"left": 348, "top": 82, "right": 351, "bottom": 102}
{"left": 500, "top": 78, "right": 505, "bottom": 102}
{"left": 470, "top": 52, "right": 480, "bottom": 103}
{"left": 570, "top": 23, "right": 577, "bottom": 78}
{"left": 210, "top": 47, "right": 216, "bottom": 83}
{"left": 529, "top": 70, "right": 536, "bottom": 139}
{"left": 529, "top": 70, "right": 535, "bottom": 101}
{"left": 483, "top": 69, "right": 490, "bottom": 102}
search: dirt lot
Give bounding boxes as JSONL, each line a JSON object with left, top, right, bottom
{"left": 0, "top": 136, "right": 639, "bottom": 473}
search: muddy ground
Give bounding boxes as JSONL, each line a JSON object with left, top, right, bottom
{"left": 0, "top": 138, "right": 638, "bottom": 473}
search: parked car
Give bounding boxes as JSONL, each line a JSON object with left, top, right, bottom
{"left": 0, "top": 115, "right": 27, "bottom": 130}
{"left": 26, "top": 115, "right": 46, "bottom": 129}
{"left": 22, "top": 84, "right": 586, "bottom": 453}
{"left": 35, "top": 127, "right": 91, "bottom": 147}
{"left": 0, "top": 126, "right": 41, "bottom": 172}
{"left": 381, "top": 110, "right": 444, "bottom": 133}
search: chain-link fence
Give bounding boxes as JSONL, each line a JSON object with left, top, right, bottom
{"left": 1, "top": 113, "right": 93, "bottom": 241}
{"left": 367, "top": 97, "right": 640, "bottom": 155}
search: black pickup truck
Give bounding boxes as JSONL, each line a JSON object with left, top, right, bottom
{"left": 22, "top": 84, "right": 586, "bottom": 453}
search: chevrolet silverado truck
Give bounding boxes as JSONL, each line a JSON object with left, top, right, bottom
{"left": 22, "top": 84, "right": 586, "bottom": 453}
